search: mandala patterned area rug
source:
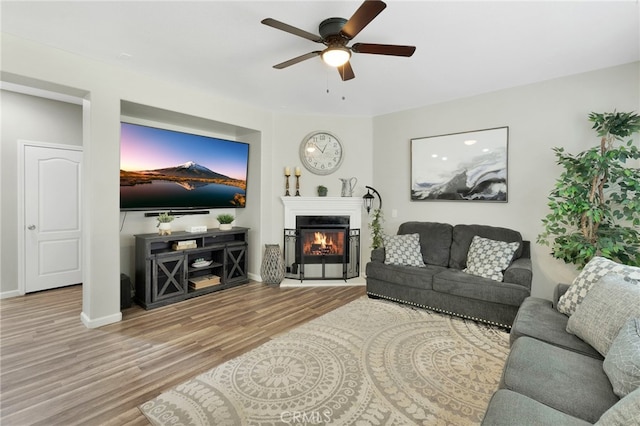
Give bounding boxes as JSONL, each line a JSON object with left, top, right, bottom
{"left": 140, "top": 297, "right": 510, "bottom": 425}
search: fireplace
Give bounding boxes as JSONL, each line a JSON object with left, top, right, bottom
{"left": 284, "top": 215, "right": 360, "bottom": 281}
{"left": 281, "top": 196, "right": 363, "bottom": 282}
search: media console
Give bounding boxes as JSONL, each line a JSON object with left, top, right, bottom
{"left": 134, "top": 228, "right": 249, "bottom": 309}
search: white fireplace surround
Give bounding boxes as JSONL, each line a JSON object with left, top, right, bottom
{"left": 281, "top": 196, "right": 364, "bottom": 230}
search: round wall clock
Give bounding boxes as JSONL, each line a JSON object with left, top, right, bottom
{"left": 299, "top": 131, "right": 344, "bottom": 175}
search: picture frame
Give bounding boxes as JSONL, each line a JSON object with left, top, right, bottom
{"left": 411, "top": 127, "right": 508, "bottom": 202}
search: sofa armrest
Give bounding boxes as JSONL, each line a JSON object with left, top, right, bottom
{"left": 553, "top": 284, "right": 571, "bottom": 308}
{"left": 371, "top": 247, "right": 385, "bottom": 263}
{"left": 503, "top": 257, "right": 532, "bottom": 289}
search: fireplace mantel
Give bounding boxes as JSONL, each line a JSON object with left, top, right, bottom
{"left": 281, "top": 197, "right": 364, "bottom": 229}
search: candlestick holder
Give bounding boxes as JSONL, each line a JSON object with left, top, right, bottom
{"left": 295, "top": 175, "right": 301, "bottom": 196}
{"left": 284, "top": 172, "right": 291, "bottom": 196}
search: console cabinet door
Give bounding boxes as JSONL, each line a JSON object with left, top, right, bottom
{"left": 225, "top": 244, "right": 247, "bottom": 284}
{"left": 152, "top": 253, "right": 187, "bottom": 303}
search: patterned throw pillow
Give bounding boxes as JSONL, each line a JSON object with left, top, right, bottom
{"left": 566, "top": 274, "right": 640, "bottom": 356}
{"left": 463, "top": 235, "right": 519, "bottom": 281}
{"left": 382, "top": 233, "right": 425, "bottom": 267}
{"left": 557, "top": 257, "right": 640, "bottom": 316}
{"left": 603, "top": 318, "right": 640, "bottom": 398}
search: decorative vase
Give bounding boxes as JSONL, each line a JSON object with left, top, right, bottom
{"left": 158, "top": 222, "right": 171, "bottom": 235}
{"left": 260, "top": 244, "right": 285, "bottom": 285}
{"left": 219, "top": 223, "right": 232, "bottom": 230}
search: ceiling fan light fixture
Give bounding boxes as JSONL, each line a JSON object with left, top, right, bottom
{"left": 322, "top": 47, "right": 351, "bottom": 67}
{"left": 262, "top": 0, "right": 416, "bottom": 79}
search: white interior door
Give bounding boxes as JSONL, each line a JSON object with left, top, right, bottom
{"left": 24, "top": 145, "right": 82, "bottom": 292}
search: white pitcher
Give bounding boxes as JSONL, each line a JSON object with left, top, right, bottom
{"left": 340, "top": 177, "right": 357, "bottom": 197}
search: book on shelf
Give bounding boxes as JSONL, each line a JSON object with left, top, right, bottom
{"left": 189, "top": 274, "right": 221, "bottom": 289}
{"left": 172, "top": 242, "right": 197, "bottom": 250}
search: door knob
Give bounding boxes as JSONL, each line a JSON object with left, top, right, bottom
{"left": 28, "top": 225, "right": 36, "bottom": 230}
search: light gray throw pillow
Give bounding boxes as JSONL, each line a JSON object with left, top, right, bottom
{"left": 595, "top": 387, "right": 640, "bottom": 426}
{"left": 566, "top": 274, "right": 640, "bottom": 356}
{"left": 603, "top": 318, "right": 640, "bottom": 398}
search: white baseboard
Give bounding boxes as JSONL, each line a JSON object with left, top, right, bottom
{"left": 80, "top": 311, "right": 122, "bottom": 329}
{"left": 0, "top": 290, "right": 22, "bottom": 299}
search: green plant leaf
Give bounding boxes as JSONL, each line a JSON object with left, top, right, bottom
{"left": 539, "top": 111, "right": 640, "bottom": 267}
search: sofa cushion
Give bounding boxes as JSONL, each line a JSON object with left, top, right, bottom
{"left": 365, "top": 261, "right": 445, "bottom": 291}
{"left": 382, "top": 233, "right": 425, "bottom": 267}
{"left": 500, "top": 337, "right": 618, "bottom": 423}
{"left": 398, "top": 221, "right": 453, "bottom": 267}
{"left": 464, "top": 236, "right": 520, "bottom": 281}
{"left": 595, "top": 387, "right": 640, "bottom": 426}
{"left": 557, "top": 256, "right": 640, "bottom": 316}
{"left": 449, "top": 224, "right": 523, "bottom": 270}
{"left": 566, "top": 274, "right": 640, "bottom": 356}
{"left": 603, "top": 318, "right": 640, "bottom": 398}
{"left": 482, "top": 389, "right": 592, "bottom": 426}
{"left": 434, "top": 269, "right": 529, "bottom": 306}
{"left": 510, "top": 297, "right": 602, "bottom": 359}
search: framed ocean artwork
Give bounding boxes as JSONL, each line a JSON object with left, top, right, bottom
{"left": 411, "top": 127, "right": 508, "bottom": 202}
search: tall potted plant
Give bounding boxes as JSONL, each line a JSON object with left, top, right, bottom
{"left": 537, "top": 111, "right": 640, "bottom": 268}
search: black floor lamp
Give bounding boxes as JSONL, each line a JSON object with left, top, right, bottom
{"left": 363, "top": 186, "right": 382, "bottom": 214}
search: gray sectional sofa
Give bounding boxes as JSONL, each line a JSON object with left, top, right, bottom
{"left": 483, "top": 283, "right": 640, "bottom": 425}
{"left": 365, "top": 221, "right": 532, "bottom": 328}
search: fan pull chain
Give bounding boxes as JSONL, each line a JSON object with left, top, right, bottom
{"left": 325, "top": 68, "right": 346, "bottom": 101}
{"left": 326, "top": 69, "right": 331, "bottom": 94}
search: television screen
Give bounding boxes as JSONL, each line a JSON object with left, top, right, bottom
{"left": 120, "top": 122, "right": 249, "bottom": 211}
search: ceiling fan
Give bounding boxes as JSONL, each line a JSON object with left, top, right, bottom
{"left": 261, "top": 0, "right": 416, "bottom": 81}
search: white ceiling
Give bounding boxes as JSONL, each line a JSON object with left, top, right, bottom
{"left": 2, "top": 1, "right": 639, "bottom": 116}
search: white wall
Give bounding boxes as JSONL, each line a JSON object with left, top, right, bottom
{"left": 268, "top": 113, "right": 374, "bottom": 237}
{"left": 0, "top": 90, "right": 83, "bottom": 295}
{"left": 2, "top": 30, "right": 638, "bottom": 324}
{"left": 1, "top": 33, "right": 274, "bottom": 327}
{"left": 373, "top": 62, "right": 640, "bottom": 299}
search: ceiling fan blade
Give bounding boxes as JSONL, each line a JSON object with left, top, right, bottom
{"left": 352, "top": 43, "right": 416, "bottom": 57}
{"left": 337, "top": 61, "right": 355, "bottom": 81}
{"left": 261, "top": 18, "right": 323, "bottom": 43}
{"left": 340, "top": 0, "right": 387, "bottom": 40}
{"left": 273, "top": 51, "right": 322, "bottom": 69}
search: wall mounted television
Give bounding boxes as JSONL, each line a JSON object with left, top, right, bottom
{"left": 120, "top": 122, "right": 249, "bottom": 211}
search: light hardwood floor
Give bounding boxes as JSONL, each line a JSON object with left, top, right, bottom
{"left": 0, "top": 282, "right": 365, "bottom": 425}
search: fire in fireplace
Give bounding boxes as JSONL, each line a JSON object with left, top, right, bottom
{"left": 303, "top": 231, "right": 345, "bottom": 256}
{"left": 296, "top": 215, "right": 350, "bottom": 265}
{"left": 299, "top": 226, "right": 348, "bottom": 264}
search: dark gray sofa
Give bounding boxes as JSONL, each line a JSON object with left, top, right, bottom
{"left": 365, "top": 222, "right": 532, "bottom": 328}
{"left": 482, "top": 285, "right": 620, "bottom": 425}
